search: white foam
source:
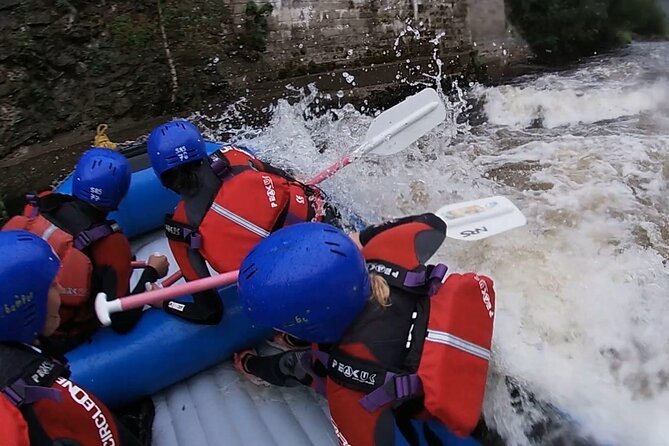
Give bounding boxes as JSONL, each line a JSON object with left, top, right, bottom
{"left": 479, "top": 80, "right": 669, "bottom": 129}
{"left": 188, "top": 41, "right": 669, "bottom": 446}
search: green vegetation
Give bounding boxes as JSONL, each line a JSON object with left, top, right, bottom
{"left": 507, "top": 0, "right": 668, "bottom": 62}
{"left": 0, "top": 195, "right": 9, "bottom": 227}
{"left": 236, "top": 1, "right": 273, "bottom": 62}
{"left": 109, "top": 15, "right": 157, "bottom": 50}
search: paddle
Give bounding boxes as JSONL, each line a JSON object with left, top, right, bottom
{"left": 435, "top": 196, "right": 527, "bottom": 241}
{"left": 96, "top": 270, "right": 239, "bottom": 326}
{"left": 140, "top": 88, "right": 447, "bottom": 287}
{"left": 95, "top": 196, "right": 526, "bottom": 326}
{"left": 307, "top": 87, "right": 446, "bottom": 185}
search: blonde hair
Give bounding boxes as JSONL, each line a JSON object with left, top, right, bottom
{"left": 369, "top": 274, "right": 391, "bottom": 307}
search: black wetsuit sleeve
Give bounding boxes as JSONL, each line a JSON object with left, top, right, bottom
{"left": 161, "top": 244, "right": 224, "bottom": 325}
{"left": 162, "top": 288, "right": 224, "bottom": 325}
{"left": 359, "top": 213, "right": 446, "bottom": 246}
{"left": 96, "top": 266, "right": 144, "bottom": 335}
{"left": 131, "top": 267, "right": 161, "bottom": 293}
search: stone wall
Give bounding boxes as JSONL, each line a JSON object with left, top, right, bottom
{"left": 0, "top": 0, "right": 527, "bottom": 159}
{"left": 465, "top": 0, "right": 532, "bottom": 70}
{"left": 213, "top": 0, "right": 474, "bottom": 85}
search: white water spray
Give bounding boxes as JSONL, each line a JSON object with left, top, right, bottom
{"left": 193, "top": 41, "right": 669, "bottom": 446}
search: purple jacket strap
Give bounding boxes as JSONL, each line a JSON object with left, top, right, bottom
{"left": 358, "top": 373, "right": 423, "bottom": 412}
{"left": 72, "top": 222, "right": 119, "bottom": 250}
{"left": 211, "top": 157, "right": 232, "bottom": 180}
{"left": 428, "top": 263, "right": 448, "bottom": 294}
{"left": 3, "top": 379, "right": 62, "bottom": 406}
{"left": 403, "top": 263, "right": 448, "bottom": 289}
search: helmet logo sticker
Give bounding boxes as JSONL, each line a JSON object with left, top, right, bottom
{"left": 175, "top": 146, "right": 189, "bottom": 161}
{"left": 89, "top": 187, "right": 103, "bottom": 202}
{"left": 3, "top": 292, "right": 34, "bottom": 316}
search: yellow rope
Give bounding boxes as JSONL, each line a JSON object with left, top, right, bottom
{"left": 94, "top": 124, "right": 118, "bottom": 149}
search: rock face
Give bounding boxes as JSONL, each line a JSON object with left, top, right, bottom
{"left": 0, "top": 0, "right": 217, "bottom": 157}
{"left": 0, "top": 0, "right": 528, "bottom": 159}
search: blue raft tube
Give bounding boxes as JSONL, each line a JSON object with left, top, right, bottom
{"left": 57, "top": 141, "right": 272, "bottom": 408}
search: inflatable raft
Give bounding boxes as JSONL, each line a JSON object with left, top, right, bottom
{"left": 55, "top": 140, "right": 480, "bottom": 445}
{"left": 56, "top": 141, "right": 272, "bottom": 408}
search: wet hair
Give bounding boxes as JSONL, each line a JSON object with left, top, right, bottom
{"left": 161, "top": 160, "right": 204, "bottom": 195}
{"left": 370, "top": 274, "right": 391, "bottom": 307}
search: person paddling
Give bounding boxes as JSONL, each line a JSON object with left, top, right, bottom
{"left": 3, "top": 148, "right": 169, "bottom": 352}
{"left": 234, "top": 216, "right": 495, "bottom": 445}
{"left": 0, "top": 230, "right": 143, "bottom": 446}
{"left": 146, "top": 120, "right": 338, "bottom": 325}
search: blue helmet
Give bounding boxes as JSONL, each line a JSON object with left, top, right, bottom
{"left": 72, "top": 148, "right": 131, "bottom": 211}
{"left": 147, "top": 120, "right": 207, "bottom": 179}
{"left": 0, "top": 230, "right": 60, "bottom": 344}
{"left": 238, "top": 223, "right": 370, "bottom": 343}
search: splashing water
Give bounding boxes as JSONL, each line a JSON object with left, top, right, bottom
{"left": 194, "top": 41, "right": 669, "bottom": 446}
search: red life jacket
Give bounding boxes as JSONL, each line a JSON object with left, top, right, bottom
{"left": 0, "top": 395, "right": 29, "bottom": 446}
{"left": 324, "top": 219, "right": 496, "bottom": 442}
{"left": 0, "top": 343, "right": 122, "bottom": 446}
{"left": 165, "top": 146, "right": 325, "bottom": 279}
{"left": 2, "top": 192, "right": 120, "bottom": 336}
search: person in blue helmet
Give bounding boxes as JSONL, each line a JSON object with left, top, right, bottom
{"left": 3, "top": 148, "right": 169, "bottom": 352}
{"left": 234, "top": 216, "right": 496, "bottom": 446}
{"left": 146, "top": 120, "right": 339, "bottom": 325}
{"left": 0, "top": 230, "right": 143, "bottom": 446}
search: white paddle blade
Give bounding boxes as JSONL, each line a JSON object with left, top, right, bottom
{"left": 364, "top": 88, "right": 446, "bottom": 157}
{"left": 436, "top": 196, "right": 527, "bottom": 241}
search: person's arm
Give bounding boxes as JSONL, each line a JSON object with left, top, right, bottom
{"left": 89, "top": 234, "right": 144, "bottom": 334}
{"left": 359, "top": 213, "right": 446, "bottom": 246}
{"left": 162, "top": 288, "right": 223, "bottom": 325}
{"left": 358, "top": 213, "right": 446, "bottom": 265}
{"left": 162, "top": 249, "right": 224, "bottom": 325}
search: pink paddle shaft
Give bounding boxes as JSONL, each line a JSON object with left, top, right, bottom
{"left": 119, "top": 270, "right": 239, "bottom": 311}
{"left": 161, "top": 270, "right": 183, "bottom": 287}
{"left": 307, "top": 156, "right": 352, "bottom": 186}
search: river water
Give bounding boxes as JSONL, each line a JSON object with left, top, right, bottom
{"left": 195, "top": 41, "right": 669, "bottom": 446}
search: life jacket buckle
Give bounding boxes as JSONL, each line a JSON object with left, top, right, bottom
{"left": 358, "top": 372, "right": 423, "bottom": 412}
{"left": 73, "top": 231, "right": 92, "bottom": 250}
{"left": 403, "top": 263, "right": 448, "bottom": 289}
{"left": 390, "top": 373, "right": 423, "bottom": 400}
{"left": 25, "top": 193, "right": 40, "bottom": 219}
{"left": 187, "top": 231, "right": 202, "bottom": 249}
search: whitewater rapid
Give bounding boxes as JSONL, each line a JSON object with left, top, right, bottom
{"left": 195, "top": 41, "right": 669, "bottom": 446}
